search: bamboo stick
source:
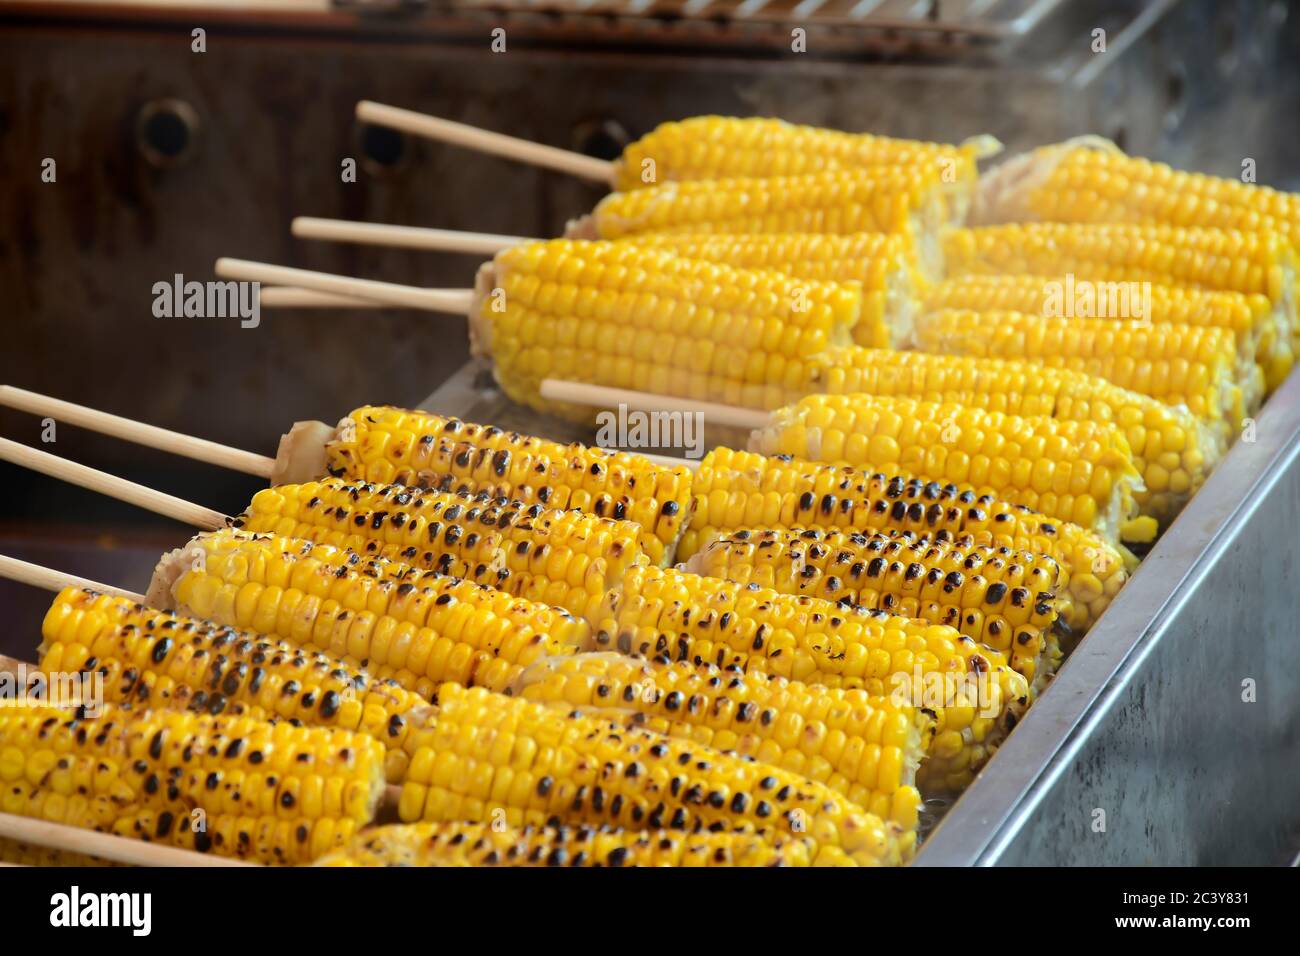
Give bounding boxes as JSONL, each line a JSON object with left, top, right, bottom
{"left": 356, "top": 101, "right": 614, "bottom": 184}
{"left": 0, "top": 386, "right": 275, "bottom": 478}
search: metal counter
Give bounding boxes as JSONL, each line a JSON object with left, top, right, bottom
{"left": 423, "top": 361, "right": 1300, "bottom": 866}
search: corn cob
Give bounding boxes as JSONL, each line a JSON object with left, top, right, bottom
{"left": 924, "top": 274, "right": 1291, "bottom": 389}
{"left": 513, "top": 653, "right": 930, "bottom": 818}
{"left": 38, "top": 586, "right": 427, "bottom": 782}
{"left": 914, "top": 309, "right": 1258, "bottom": 442}
{"left": 611, "top": 115, "right": 987, "bottom": 217}
{"left": 678, "top": 448, "right": 1129, "bottom": 633}
{"left": 398, "top": 682, "right": 908, "bottom": 865}
{"left": 324, "top": 406, "right": 693, "bottom": 567}
{"left": 470, "top": 238, "right": 860, "bottom": 419}
{"left": 0, "top": 703, "right": 384, "bottom": 864}
{"left": 684, "top": 528, "right": 1064, "bottom": 684}
{"left": 589, "top": 566, "right": 1029, "bottom": 792}
{"left": 620, "top": 232, "right": 925, "bottom": 345}
{"left": 151, "top": 530, "right": 586, "bottom": 699}
{"left": 315, "top": 821, "right": 823, "bottom": 867}
{"left": 803, "top": 346, "right": 1220, "bottom": 524}
{"left": 583, "top": 167, "right": 949, "bottom": 240}
{"left": 942, "top": 222, "right": 1298, "bottom": 371}
{"left": 235, "top": 477, "right": 643, "bottom": 622}
{"left": 752, "top": 392, "right": 1148, "bottom": 542}
{"left": 974, "top": 139, "right": 1300, "bottom": 254}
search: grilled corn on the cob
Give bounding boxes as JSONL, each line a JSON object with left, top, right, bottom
{"left": 513, "top": 653, "right": 931, "bottom": 819}
{"left": 678, "top": 448, "right": 1129, "bottom": 633}
{"left": 0, "top": 703, "right": 385, "bottom": 864}
{"left": 315, "top": 820, "right": 825, "bottom": 867}
{"left": 803, "top": 346, "right": 1219, "bottom": 524}
{"left": 470, "top": 238, "right": 861, "bottom": 419}
{"left": 324, "top": 406, "right": 692, "bottom": 567}
{"left": 398, "top": 683, "right": 909, "bottom": 865}
{"left": 914, "top": 309, "right": 1259, "bottom": 442}
{"left": 235, "top": 477, "right": 644, "bottom": 622}
{"left": 751, "top": 393, "right": 1148, "bottom": 542}
{"left": 149, "top": 530, "right": 586, "bottom": 698}
{"left": 38, "top": 586, "right": 427, "bottom": 782}
{"left": 684, "top": 528, "right": 1064, "bottom": 684}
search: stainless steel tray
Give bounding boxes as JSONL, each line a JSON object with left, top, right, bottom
{"left": 423, "top": 360, "right": 1300, "bottom": 866}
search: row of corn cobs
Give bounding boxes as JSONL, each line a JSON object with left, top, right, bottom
{"left": 6, "top": 117, "right": 1297, "bottom": 867}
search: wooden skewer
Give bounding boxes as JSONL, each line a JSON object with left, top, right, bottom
{"left": 0, "top": 812, "right": 255, "bottom": 867}
{"left": 292, "top": 217, "right": 526, "bottom": 255}
{"left": 0, "top": 554, "right": 145, "bottom": 602}
{"left": 356, "top": 100, "right": 614, "bottom": 185}
{"left": 538, "top": 379, "right": 769, "bottom": 430}
{"left": 0, "top": 385, "right": 275, "bottom": 478}
{"left": 0, "top": 437, "right": 226, "bottom": 531}
{"left": 258, "top": 287, "right": 391, "bottom": 309}
{"left": 215, "top": 258, "right": 474, "bottom": 314}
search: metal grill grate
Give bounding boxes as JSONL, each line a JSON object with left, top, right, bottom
{"left": 435, "top": 0, "right": 1066, "bottom": 42}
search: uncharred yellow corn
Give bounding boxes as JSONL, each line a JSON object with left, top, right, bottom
{"left": 0, "top": 703, "right": 384, "bottom": 864}
{"left": 38, "top": 586, "right": 426, "bottom": 783}
{"left": 620, "top": 232, "right": 925, "bottom": 345}
{"left": 590, "top": 566, "right": 1029, "bottom": 793}
{"left": 685, "top": 528, "right": 1064, "bottom": 685}
{"left": 925, "top": 274, "right": 1291, "bottom": 389}
{"left": 585, "top": 168, "right": 949, "bottom": 241}
{"left": 315, "top": 821, "right": 824, "bottom": 867}
{"left": 471, "top": 238, "right": 860, "bottom": 418}
{"left": 975, "top": 139, "right": 1300, "bottom": 254}
{"left": 803, "top": 346, "right": 1219, "bottom": 524}
{"left": 237, "top": 477, "right": 644, "bottom": 622}
{"left": 943, "top": 222, "right": 1298, "bottom": 361}
{"left": 753, "top": 393, "right": 1146, "bottom": 541}
{"left": 513, "top": 653, "right": 930, "bottom": 822}
{"left": 398, "top": 683, "right": 908, "bottom": 865}
{"left": 611, "top": 115, "right": 987, "bottom": 218}
{"left": 679, "top": 448, "right": 1129, "bottom": 634}
{"left": 325, "top": 406, "right": 693, "bottom": 567}
{"left": 158, "top": 530, "right": 586, "bottom": 698}
{"left": 914, "top": 309, "right": 1258, "bottom": 440}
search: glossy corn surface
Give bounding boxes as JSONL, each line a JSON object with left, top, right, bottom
{"left": 680, "top": 448, "right": 1129, "bottom": 634}
{"left": 326, "top": 406, "right": 693, "bottom": 566}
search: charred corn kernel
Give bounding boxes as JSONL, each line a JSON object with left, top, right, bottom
{"left": 400, "top": 683, "right": 908, "bottom": 865}
{"left": 943, "top": 222, "right": 1299, "bottom": 372}
{"left": 513, "top": 652, "right": 930, "bottom": 821}
{"left": 686, "top": 528, "right": 1065, "bottom": 686}
{"left": 914, "top": 309, "right": 1258, "bottom": 440}
{"left": 315, "top": 820, "right": 823, "bottom": 867}
{"left": 926, "top": 273, "right": 1290, "bottom": 389}
{"left": 591, "top": 568, "right": 1024, "bottom": 793}
{"left": 161, "top": 530, "right": 586, "bottom": 697}
{"left": 472, "top": 238, "right": 860, "bottom": 419}
{"left": 237, "top": 477, "right": 642, "bottom": 622}
{"left": 753, "top": 393, "right": 1145, "bottom": 541}
{"left": 586, "top": 169, "right": 948, "bottom": 254}
{"left": 611, "top": 115, "right": 986, "bottom": 215}
{"left": 622, "top": 232, "right": 925, "bottom": 344}
{"left": 327, "top": 406, "right": 693, "bottom": 567}
{"left": 680, "top": 447, "right": 1128, "bottom": 635}
{"left": 803, "top": 346, "right": 1220, "bottom": 525}
{"left": 38, "top": 587, "right": 427, "bottom": 783}
{"left": 0, "top": 704, "right": 384, "bottom": 865}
